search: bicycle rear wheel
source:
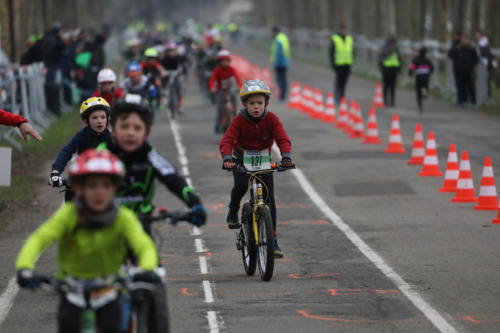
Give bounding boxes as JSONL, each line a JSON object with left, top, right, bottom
{"left": 256, "top": 205, "right": 275, "bottom": 281}
{"left": 241, "top": 203, "right": 256, "bottom": 275}
{"left": 169, "top": 85, "right": 178, "bottom": 119}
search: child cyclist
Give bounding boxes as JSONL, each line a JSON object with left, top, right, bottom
{"left": 49, "top": 97, "right": 111, "bottom": 190}
{"left": 209, "top": 49, "right": 242, "bottom": 133}
{"left": 122, "top": 61, "right": 159, "bottom": 107}
{"left": 219, "top": 80, "right": 293, "bottom": 258}
{"left": 100, "top": 94, "right": 206, "bottom": 234}
{"left": 16, "top": 149, "right": 160, "bottom": 332}
{"left": 92, "top": 68, "right": 124, "bottom": 106}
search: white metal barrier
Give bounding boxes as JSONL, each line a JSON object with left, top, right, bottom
{"left": 0, "top": 63, "right": 59, "bottom": 151}
{"left": 239, "top": 26, "right": 497, "bottom": 106}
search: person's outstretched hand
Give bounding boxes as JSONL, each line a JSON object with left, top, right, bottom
{"left": 18, "top": 123, "right": 42, "bottom": 142}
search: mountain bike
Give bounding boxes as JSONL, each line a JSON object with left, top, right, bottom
{"left": 226, "top": 162, "right": 295, "bottom": 281}
{"left": 219, "top": 79, "right": 237, "bottom": 133}
{"left": 164, "top": 70, "right": 181, "bottom": 119}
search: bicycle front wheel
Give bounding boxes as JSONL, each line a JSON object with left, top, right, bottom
{"left": 256, "top": 205, "right": 275, "bottom": 281}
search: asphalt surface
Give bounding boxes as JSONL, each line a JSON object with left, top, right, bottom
{"left": 1, "top": 44, "right": 500, "bottom": 332}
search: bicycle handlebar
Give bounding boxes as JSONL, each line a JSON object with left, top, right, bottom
{"left": 223, "top": 163, "right": 296, "bottom": 174}
{"left": 137, "top": 209, "right": 192, "bottom": 225}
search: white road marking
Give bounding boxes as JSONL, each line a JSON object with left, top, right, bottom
{"left": 273, "top": 146, "right": 458, "bottom": 333}
{"left": 195, "top": 238, "right": 207, "bottom": 253}
{"left": 0, "top": 277, "right": 19, "bottom": 326}
{"left": 168, "top": 117, "right": 222, "bottom": 332}
{"left": 191, "top": 226, "right": 202, "bottom": 236}
{"left": 207, "top": 310, "right": 221, "bottom": 333}
{"left": 202, "top": 280, "right": 214, "bottom": 303}
{"left": 199, "top": 256, "right": 208, "bottom": 274}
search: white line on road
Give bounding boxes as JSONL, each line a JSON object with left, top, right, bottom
{"left": 199, "top": 256, "right": 208, "bottom": 274}
{"left": 191, "top": 226, "right": 202, "bottom": 236}
{"left": 0, "top": 277, "right": 19, "bottom": 326}
{"left": 278, "top": 144, "right": 457, "bottom": 332}
{"left": 195, "top": 238, "right": 207, "bottom": 253}
{"left": 169, "top": 117, "right": 222, "bottom": 332}
{"left": 202, "top": 280, "right": 214, "bottom": 303}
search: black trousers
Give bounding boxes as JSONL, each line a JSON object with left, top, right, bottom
{"left": 381, "top": 67, "right": 398, "bottom": 106}
{"left": 415, "top": 75, "right": 429, "bottom": 107}
{"left": 456, "top": 69, "right": 476, "bottom": 104}
{"left": 230, "top": 168, "right": 277, "bottom": 232}
{"left": 58, "top": 296, "right": 122, "bottom": 333}
{"left": 334, "top": 65, "right": 351, "bottom": 100}
{"left": 275, "top": 66, "right": 288, "bottom": 102}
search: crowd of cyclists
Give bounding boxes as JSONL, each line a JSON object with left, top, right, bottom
{"left": 5, "top": 20, "right": 295, "bottom": 332}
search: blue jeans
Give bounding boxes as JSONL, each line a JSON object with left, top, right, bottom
{"left": 275, "top": 66, "right": 287, "bottom": 102}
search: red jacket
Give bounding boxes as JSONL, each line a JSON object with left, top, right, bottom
{"left": 92, "top": 87, "right": 124, "bottom": 106}
{"left": 209, "top": 65, "right": 242, "bottom": 90}
{"left": 0, "top": 109, "right": 27, "bottom": 127}
{"left": 220, "top": 110, "right": 291, "bottom": 160}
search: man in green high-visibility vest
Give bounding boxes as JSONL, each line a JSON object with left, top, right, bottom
{"left": 271, "top": 26, "right": 290, "bottom": 102}
{"left": 329, "top": 24, "right": 353, "bottom": 105}
{"left": 378, "top": 35, "right": 401, "bottom": 107}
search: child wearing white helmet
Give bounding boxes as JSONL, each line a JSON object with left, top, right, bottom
{"left": 92, "top": 68, "right": 124, "bottom": 106}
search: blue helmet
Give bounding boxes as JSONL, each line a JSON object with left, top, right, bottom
{"left": 127, "top": 61, "right": 141, "bottom": 73}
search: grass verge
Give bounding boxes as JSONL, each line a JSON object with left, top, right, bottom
{"left": 0, "top": 109, "right": 80, "bottom": 219}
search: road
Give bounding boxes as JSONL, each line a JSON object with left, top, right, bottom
{"left": 1, "top": 44, "right": 500, "bottom": 332}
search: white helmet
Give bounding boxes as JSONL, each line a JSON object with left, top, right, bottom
{"left": 97, "top": 68, "right": 117, "bottom": 83}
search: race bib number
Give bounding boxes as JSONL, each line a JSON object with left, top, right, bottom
{"left": 243, "top": 149, "right": 271, "bottom": 171}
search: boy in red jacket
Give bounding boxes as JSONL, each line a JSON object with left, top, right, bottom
{"left": 209, "top": 50, "right": 242, "bottom": 133}
{"left": 220, "top": 80, "right": 292, "bottom": 258}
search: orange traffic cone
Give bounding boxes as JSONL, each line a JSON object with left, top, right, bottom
{"left": 288, "top": 82, "right": 301, "bottom": 109}
{"left": 384, "top": 114, "right": 406, "bottom": 154}
{"left": 301, "top": 86, "right": 313, "bottom": 114}
{"left": 407, "top": 123, "right": 425, "bottom": 165}
{"left": 363, "top": 108, "right": 382, "bottom": 144}
{"left": 349, "top": 103, "right": 364, "bottom": 138}
{"left": 451, "top": 151, "right": 478, "bottom": 203}
{"left": 336, "top": 97, "right": 348, "bottom": 129}
{"left": 344, "top": 100, "right": 355, "bottom": 134}
{"left": 322, "top": 92, "right": 336, "bottom": 123}
{"left": 474, "top": 157, "right": 498, "bottom": 210}
{"left": 312, "top": 88, "right": 324, "bottom": 119}
{"left": 373, "top": 83, "right": 385, "bottom": 108}
{"left": 419, "top": 132, "right": 443, "bottom": 177}
{"left": 440, "top": 144, "right": 459, "bottom": 192}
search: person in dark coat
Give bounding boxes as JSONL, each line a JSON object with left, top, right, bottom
{"left": 42, "top": 22, "right": 66, "bottom": 82}
{"left": 447, "top": 33, "right": 461, "bottom": 103}
{"left": 449, "top": 35, "right": 479, "bottom": 106}
{"left": 409, "top": 47, "right": 434, "bottom": 113}
{"left": 378, "top": 35, "right": 401, "bottom": 107}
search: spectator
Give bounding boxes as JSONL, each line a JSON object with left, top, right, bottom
{"left": 475, "top": 30, "right": 496, "bottom": 101}
{"left": 449, "top": 35, "right": 479, "bottom": 107}
{"left": 378, "top": 35, "right": 401, "bottom": 107}
{"left": 329, "top": 23, "right": 354, "bottom": 105}
{"left": 42, "top": 22, "right": 66, "bottom": 82}
{"left": 270, "top": 26, "right": 290, "bottom": 102}
{"left": 0, "top": 109, "right": 42, "bottom": 141}
{"left": 447, "top": 33, "right": 462, "bottom": 104}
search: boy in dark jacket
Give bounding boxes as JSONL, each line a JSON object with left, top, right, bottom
{"left": 220, "top": 80, "right": 293, "bottom": 258}
{"left": 409, "top": 47, "right": 434, "bottom": 113}
{"left": 49, "top": 97, "right": 111, "bottom": 188}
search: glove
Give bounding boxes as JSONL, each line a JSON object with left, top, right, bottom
{"left": 190, "top": 204, "right": 206, "bottom": 227}
{"left": 17, "top": 269, "right": 38, "bottom": 289}
{"left": 280, "top": 157, "right": 293, "bottom": 168}
{"left": 48, "top": 172, "right": 63, "bottom": 187}
{"left": 133, "top": 270, "right": 161, "bottom": 283}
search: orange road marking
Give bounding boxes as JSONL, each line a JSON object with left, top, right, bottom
{"left": 328, "top": 289, "right": 399, "bottom": 296}
{"left": 289, "top": 273, "right": 341, "bottom": 279}
{"left": 181, "top": 288, "right": 199, "bottom": 296}
{"left": 464, "top": 316, "right": 478, "bottom": 323}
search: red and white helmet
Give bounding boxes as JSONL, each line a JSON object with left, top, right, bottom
{"left": 69, "top": 149, "right": 125, "bottom": 182}
{"left": 217, "top": 49, "right": 231, "bottom": 61}
{"left": 166, "top": 41, "right": 177, "bottom": 50}
{"left": 97, "top": 68, "right": 117, "bottom": 83}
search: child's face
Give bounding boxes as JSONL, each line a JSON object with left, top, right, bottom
{"left": 112, "top": 113, "right": 149, "bottom": 153}
{"left": 86, "top": 110, "right": 107, "bottom": 133}
{"left": 220, "top": 59, "right": 230, "bottom": 68}
{"left": 129, "top": 72, "right": 142, "bottom": 84}
{"left": 167, "top": 49, "right": 176, "bottom": 57}
{"left": 243, "top": 94, "right": 268, "bottom": 119}
{"left": 99, "top": 81, "right": 114, "bottom": 93}
{"left": 74, "top": 176, "right": 117, "bottom": 212}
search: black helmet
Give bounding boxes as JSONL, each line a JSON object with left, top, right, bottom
{"left": 110, "top": 94, "right": 153, "bottom": 129}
